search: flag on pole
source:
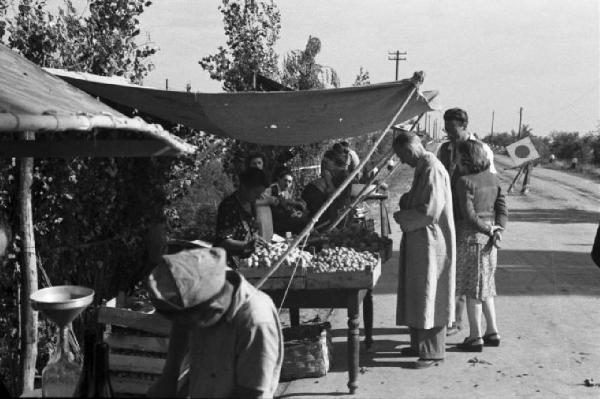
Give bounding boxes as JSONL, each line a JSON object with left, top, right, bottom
{"left": 505, "top": 136, "right": 540, "bottom": 167}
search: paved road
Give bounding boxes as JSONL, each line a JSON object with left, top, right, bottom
{"left": 277, "top": 155, "right": 600, "bottom": 398}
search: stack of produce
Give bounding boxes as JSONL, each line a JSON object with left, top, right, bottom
{"left": 327, "top": 225, "right": 392, "bottom": 254}
{"left": 311, "top": 247, "right": 378, "bottom": 273}
{"left": 239, "top": 242, "right": 313, "bottom": 269}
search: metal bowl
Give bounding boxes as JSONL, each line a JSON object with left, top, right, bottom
{"left": 30, "top": 286, "right": 94, "bottom": 326}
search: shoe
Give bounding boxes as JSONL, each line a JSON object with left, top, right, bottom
{"left": 446, "top": 324, "right": 462, "bottom": 336}
{"left": 483, "top": 332, "right": 501, "bottom": 347}
{"left": 399, "top": 347, "right": 419, "bottom": 357}
{"left": 413, "top": 359, "right": 443, "bottom": 369}
{"left": 457, "top": 337, "right": 483, "bottom": 352}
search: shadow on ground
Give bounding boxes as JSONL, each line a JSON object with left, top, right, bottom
{"left": 276, "top": 392, "right": 349, "bottom": 398}
{"left": 373, "top": 250, "right": 600, "bottom": 296}
{"left": 508, "top": 208, "right": 600, "bottom": 224}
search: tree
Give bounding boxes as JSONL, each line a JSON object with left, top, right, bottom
{"left": 0, "top": 0, "right": 160, "bottom": 394}
{"left": 281, "top": 35, "right": 340, "bottom": 90}
{"left": 199, "top": 0, "right": 281, "bottom": 92}
{"left": 519, "top": 123, "right": 533, "bottom": 138}
{"left": 353, "top": 66, "right": 370, "bottom": 87}
{"left": 9, "top": 0, "right": 157, "bottom": 83}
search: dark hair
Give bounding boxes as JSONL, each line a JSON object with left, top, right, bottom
{"left": 246, "top": 152, "right": 266, "bottom": 168}
{"left": 273, "top": 166, "right": 293, "bottom": 181}
{"left": 239, "top": 167, "right": 269, "bottom": 189}
{"left": 443, "top": 108, "right": 468, "bottom": 126}
{"left": 457, "top": 140, "right": 490, "bottom": 174}
{"left": 332, "top": 143, "right": 349, "bottom": 156}
{"left": 392, "top": 130, "right": 420, "bottom": 150}
{"left": 324, "top": 149, "right": 347, "bottom": 168}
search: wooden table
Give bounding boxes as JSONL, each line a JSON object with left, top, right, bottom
{"left": 244, "top": 261, "right": 382, "bottom": 395}
{"left": 265, "top": 288, "right": 372, "bottom": 394}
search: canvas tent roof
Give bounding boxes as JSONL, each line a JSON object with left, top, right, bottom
{"left": 49, "top": 69, "right": 439, "bottom": 146}
{"left": 0, "top": 44, "right": 196, "bottom": 157}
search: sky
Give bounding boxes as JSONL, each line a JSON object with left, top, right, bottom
{"left": 47, "top": 0, "right": 599, "bottom": 137}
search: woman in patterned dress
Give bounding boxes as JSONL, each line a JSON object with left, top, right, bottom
{"left": 215, "top": 168, "right": 269, "bottom": 268}
{"left": 454, "top": 141, "right": 508, "bottom": 351}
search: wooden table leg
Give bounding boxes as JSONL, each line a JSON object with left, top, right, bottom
{"left": 363, "top": 289, "right": 373, "bottom": 350}
{"left": 290, "top": 308, "right": 300, "bottom": 327}
{"left": 347, "top": 294, "right": 360, "bottom": 394}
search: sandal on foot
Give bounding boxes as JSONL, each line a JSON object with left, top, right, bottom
{"left": 413, "top": 359, "right": 443, "bottom": 369}
{"left": 446, "top": 324, "right": 462, "bottom": 336}
{"left": 457, "top": 337, "right": 483, "bottom": 352}
{"left": 483, "top": 332, "right": 501, "bottom": 347}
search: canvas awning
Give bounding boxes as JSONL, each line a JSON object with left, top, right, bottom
{"left": 0, "top": 44, "right": 196, "bottom": 157}
{"left": 48, "top": 69, "right": 440, "bottom": 146}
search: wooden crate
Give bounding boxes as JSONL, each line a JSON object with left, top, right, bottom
{"left": 98, "top": 304, "right": 172, "bottom": 396}
{"left": 305, "top": 258, "right": 382, "bottom": 290}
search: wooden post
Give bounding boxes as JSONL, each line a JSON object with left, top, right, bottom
{"left": 428, "top": 115, "right": 432, "bottom": 136}
{"left": 19, "top": 131, "right": 37, "bottom": 394}
{"left": 507, "top": 164, "right": 524, "bottom": 194}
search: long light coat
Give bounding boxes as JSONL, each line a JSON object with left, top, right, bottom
{"left": 395, "top": 152, "right": 456, "bottom": 329}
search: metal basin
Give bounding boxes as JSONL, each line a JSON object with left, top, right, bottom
{"left": 30, "top": 285, "right": 94, "bottom": 327}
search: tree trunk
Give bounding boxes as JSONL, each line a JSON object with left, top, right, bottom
{"left": 19, "top": 131, "right": 37, "bottom": 395}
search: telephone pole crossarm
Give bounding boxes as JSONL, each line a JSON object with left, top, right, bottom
{"left": 387, "top": 50, "right": 408, "bottom": 81}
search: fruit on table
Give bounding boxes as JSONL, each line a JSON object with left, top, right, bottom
{"left": 240, "top": 242, "right": 313, "bottom": 269}
{"left": 311, "top": 247, "right": 378, "bottom": 273}
{"left": 327, "top": 225, "right": 392, "bottom": 254}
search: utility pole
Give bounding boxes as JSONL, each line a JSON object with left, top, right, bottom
{"left": 517, "top": 107, "right": 523, "bottom": 139}
{"left": 165, "top": 79, "right": 169, "bottom": 91}
{"left": 490, "top": 110, "right": 495, "bottom": 139}
{"left": 387, "top": 50, "right": 407, "bottom": 81}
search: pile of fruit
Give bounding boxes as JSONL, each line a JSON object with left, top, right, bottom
{"left": 327, "top": 225, "right": 392, "bottom": 254}
{"left": 311, "top": 247, "right": 378, "bottom": 273}
{"left": 240, "top": 242, "right": 313, "bottom": 269}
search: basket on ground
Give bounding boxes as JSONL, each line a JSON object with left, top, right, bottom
{"left": 280, "top": 322, "right": 333, "bottom": 381}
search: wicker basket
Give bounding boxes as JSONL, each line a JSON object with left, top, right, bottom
{"left": 280, "top": 322, "right": 333, "bottom": 381}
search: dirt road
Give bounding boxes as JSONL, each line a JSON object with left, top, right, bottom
{"left": 277, "top": 154, "right": 600, "bottom": 398}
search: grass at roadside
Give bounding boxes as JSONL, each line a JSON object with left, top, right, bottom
{"left": 541, "top": 159, "right": 600, "bottom": 182}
